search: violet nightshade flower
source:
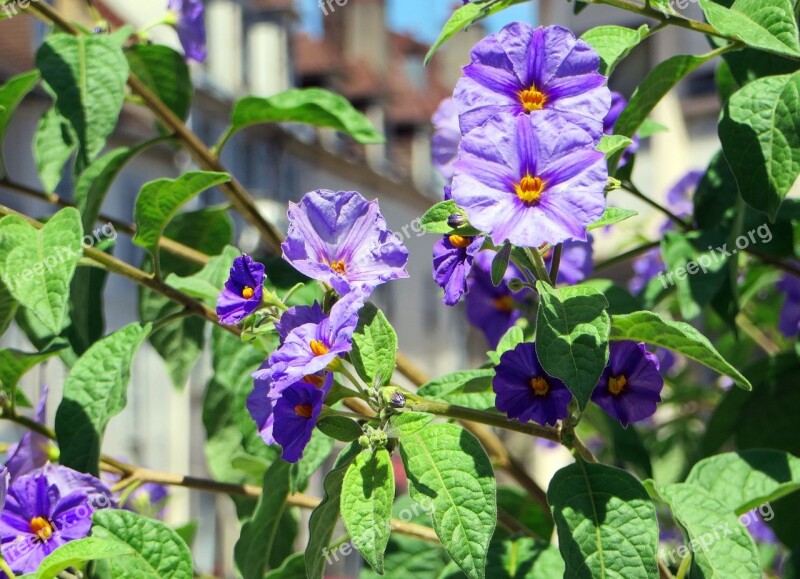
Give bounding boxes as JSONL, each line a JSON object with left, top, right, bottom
{"left": 167, "top": 0, "right": 207, "bottom": 62}
{"left": 282, "top": 190, "right": 409, "bottom": 297}
{"left": 454, "top": 23, "right": 611, "bottom": 138}
{"left": 452, "top": 112, "right": 607, "bottom": 248}
{"left": 493, "top": 342, "right": 572, "bottom": 426}
{"left": 216, "top": 255, "right": 266, "bottom": 325}
{"left": 272, "top": 382, "right": 326, "bottom": 463}
{"left": 591, "top": 341, "right": 664, "bottom": 428}
{"left": 433, "top": 233, "right": 484, "bottom": 306}
{"left": 274, "top": 302, "right": 326, "bottom": 344}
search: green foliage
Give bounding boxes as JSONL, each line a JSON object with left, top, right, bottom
{"left": 420, "top": 200, "right": 482, "bottom": 236}
{"left": 20, "top": 537, "right": 135, "bottom": 579}
{"left": 581, "top": 24, "right": 649, "bottom": 77}
{"left": 316, "top": 415, "right": 363, "bottom": 442}
{"left": 33, "top": 108, "right": 76, "bottom": 193}
{"left": 351, "top": 303, "right": 398, "bottom": 386}
{"left": 126, "top": 44, "right": 193, "bottom": 122}
{"left": 0, "top": 70, "right": 40, "bottom": 176}
{"left": 416, "top": 369, "right": 495, "bottom": 410}
{"left": 0, "top": 346, "right": 62, "bottom": 398}
{"left": 385, "top": 410, "right": 435, "bottom": 437}
{"left": 587, "top": 207, "right": 639, "bottom": 231}
{"left": 699, "top": 0, "right": 800, "bottom": 58}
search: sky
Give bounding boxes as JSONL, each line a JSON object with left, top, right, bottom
{"left": 298, "top": 0, "right": 537, "bottom": 43}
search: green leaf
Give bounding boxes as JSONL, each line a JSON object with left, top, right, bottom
{"left": 608, "top": 310, "right": 752, "bottom": 390}
{"left": 491, "top": 243, "right": 512, "bottom": 286}
{"left": 535, "top": 282, "right": 610, "bottom": 410}
{"left": 133, "top": 171, "right": 231, "bottom": 261}
{"left": 341, "top": 448, "right": 395, "bottom": 573}
{"left": 497, "top": 486, "right": 555, "bottom": 540}
{"left": 0, "top": 346, "right": 63, "bottom": 395}
{"left": 126, "top": 44, "right": 192, "bottom": 122}
{"left": 0, "top": 70, "right": 40, "bottom": 176}
{"left": 0, "top": 207, "right": 84, "bottom": 334}
{"left": 581, "top": 279, "right": 642, "bottom": 316}
{"left": 351, "top": 303, "right": 398, "bottom": 387}
{"left": 417, "top": 369, "right": 495, "bottom": 410}
{"left": 655, "top": 483, "right": 761, "bottom": 578}
{"left": 686, "top": 450, "right": 800, "bottom": 514}
{"left": 485, "top": 537, "right": 565, "bottom": 578}
{"left": 581, "top": 24, "right": 649, "bottom": 76}
{"left": 265, "top": 552, "right": 306, "bottom": 578}
{"left": 33, "top": 108, "right": 76, "bottom": 193}
{"left": 228, "top": 88, "right": 383, "bottom": 145}
{"left": 587, "top": 206, "right": 638, "bottom": 231}
{"left": 488, "top": 326, "right": 524, "bottom": 365}
{"left": 291, "top": 429, "right": 335, "bottom": 492}
{"left": 67, "top": 244, "right": 112, "bottom": 357}
{"left": 420, "top": 200, "right": 482, "bottom": 236}
{"left": 36, "top": 34, "right": 129, "bottom": 171}
{"left": 400, "top": 423, "right": 496, "bottom": 579}
{"left": 719, "top": 71, "right": 800, "bottom": 219}
{"left": 638, "top": 118, "right": 669, "bottom": 138}
{"left": 548, "top": 462, "right": 659, "bottom": 578}
{"left": 305, "top": 443, "right": 360, "bottom": 579}
{"left": 699, "top": 0, "right": 800, "bottom": 58}
{"left": 166, "top": 246, "right": 241, "bottom": 307}
{"left": 234, "top": 460, "right": 292, "bottom": 579}
{"left": 23, "top": 536, "right": 135, "bottom": 579}
{"left": 596, "top": 134, "right": 634, "bottom": 158}
{"left": 385, "top": 411, "right": 435, "bottom": 438}
{"left": 55, "top": 323, "right": 151, "bottom": 475}
{"left": 317, "top": 415, "right": 363, "bottom": 442}
{"left": 0, "top": 279, "right": 17, "bottom": 337}
{"left": 92, "top": 509, "right": 194, "bottom": 578}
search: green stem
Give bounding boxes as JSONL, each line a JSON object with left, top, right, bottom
{"left": 593, "top": 240, "right": 660, "bottom": 273}
{"left": 621, "top": 181, "right": 691, "bottom": 231}
{"left": 523, "top": 247, "right": 553, "bottom": 286}
{"left": 0, "top": 556, "right": 15, "bottom": 578}
{"left": 337, "top": 365, "right": 370, "bottom": 399}
{"left": 548, "top": 244, "right": 563, "bottom": 285}
{"left": 150, "top": 309, "right": 191, "bottom": 334}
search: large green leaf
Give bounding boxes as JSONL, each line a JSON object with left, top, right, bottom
{"left": 92, "top": 509, "right": 194, "bottom": 578}
{"left": 400, "top": 423, "right": 496, "bottom": 579}
{"left": 55, "top": 323, "right": 151, "bottom": 475}
{"left": 21, "top": 536, "right": 135, "bottom": 579}
{"left": 548, "top": 462, "right": 659, "bottom": 579}
{"left": 609, "top": 311, "right": 751, "bottom": 390}
{"left": 126, "top": 44, "right": 192, "bottom": 122}
{"left": 234, "top": 460, "right": 292, "bottom": 579}
{"left": 686, "top": 450, "right": 800, "bottom": 514}
{"left": 0, "top": 207, "right": 83, "bottom": 334}
{"left": 581, "top": 25, "right": 649, "bottom": 77}
{"left": 535, "top": 282, "right": 610, "bottom": 410}
{"left": 351, "top": 303, "right": 397, "bottom": 387}
{"left": 33, "top": 107, "right": 76, "bottom": 193}
{"left": 416, "top": 369, "right": 495, "bottom": 410}
{"left": 699, "top": 0, "right": 800, "bottom": 58}
{"left": 341, "top": 448, "right": 395, "bottom": 574}
{"left": 36, "top": 34, "right": 129, "bottom": 171}
{"left": 485, "top": 538, "right": 565, "bottom": 579}
{"left": 719, "top": 71, "right": 800, "bottom": 219}
{"left": 0, "top": 70, "right": 40, "bottom": 176}
{"left": 133, "top": 171, "right": 231, "bottom": 263}
{"left": 0, "top": 279, "right": 17, "bottom": 337}
{"left": 0, "top": 346, "right": 63, "bottom": 397}
{"left": 227, "top": 88, "right": 383, "bottom": 146}
{"left": 656, "top": 483, "right": 761, "bottom": 578}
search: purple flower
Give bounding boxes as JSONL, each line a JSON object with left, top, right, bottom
{"left": 273, "top": 381, "right": 328, "bottom": 463}
{"left": 433, "top": 233, "right": 485, "bottom": 306}
{"left": 665, "top": 170, "right": 703, "bottom": 224}
{"left": 282, "top": 190, "right": 409, "bottom": 297}
{"left": 216, "top": 255, "right": 266, "bottom": 325}
{"left": 591, "top": 341, "right": 664, "bottom": 427}
{"left": 0, "top": 467, "right": 8, "bottom": 513}
{"left": 5, "top": 386, "right": 50, "bottom": 482}
{"left": 167, "top": 0, "right": 207, "bottom": 62}
{"left": 431, "top": 98, "right": 461, "bottom": 181}
{"left": 604, "top": 92, "right": 639, "bottom": 166}
{"left": 0, "top": 464, "right": 114, "bottom": 574}
{"left": 452, "top": 112, "right": 607, "bottom": 248}
{"left": 493, "top": 342, "right": 572, "bottom": 426}
{"left": 777, "top": 273, "right": 800, "bottom": 337}
{"left": 274, "top": 303, "right": 326, "bottom": 344}
{"left": 542, "top": 236, "right": 594, "bottom": 286}
{"left": 628, "top": 247, "right": 665, "bottom": 294}
{"left": 746, "top": 517, "right": 778, "bottom": 545}
{"left": 454, "top": 23, "right": 611, "bottom": 138}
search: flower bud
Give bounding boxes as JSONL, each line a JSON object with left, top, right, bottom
{"left": 507, "top": 278, "right": 526, "bottom": 292}
{"left": 447, "top": 213, "right": 467, "bottom": 228}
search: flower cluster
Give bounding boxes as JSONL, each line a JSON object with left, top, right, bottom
{"left": 218, "top": 190, "right": 409, "bottom": 463}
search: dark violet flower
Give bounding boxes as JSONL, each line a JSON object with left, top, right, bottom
{"left": 665, "top": 170, "right": 703, "bottom": 224}
{"left": 216, "top": 255, "right": 266, "bottom": 325}
{"left": 452, "top": 112, "right": 607, "bottom": 248}
{"left": 0, "top": 464, "right": 114, "bottom": 574}
{"left": 493, "top": 342, "right": 572, "bottom": 426}
{"left": 5, "top": 386, "right": 50, "bottom": 482}
{"left": 542, "top": 236, "right": 593, "bottom": 286}
{"left": 777, "top": 273, "right": 800, "bottom": 337}
{"left": 273, "top": 382, "right": 326, "bottom": 463}
{"left": 628, "top": 247, "right": 665, "bottom": 294}
{"left": 167, "top": 0, "right": 207, "bottom": 63}
{"left": 591, "top": 341, "right": 664, "bottom": 428}
{"left": 745, "top": 517, "right": 778, "bottom": 544}
{"left": 274, "top": 302, "right": 326, "bottom": 344}
{"left": 282, "top": 190, "right": 409, "bottom": 297}
{"left": 604, "top": 92, "right": 639, "bottom": 166}
{"left": 454, "top": 23, "right": 611, "bottom": 138}
{"left": 433, "top": 233, "right": 484, "bottom": 306}
{"left": 431, "top": 98, "right": 461, "bottom": 181}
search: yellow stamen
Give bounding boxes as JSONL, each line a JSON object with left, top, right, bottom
{"left": 294, "top": 404, "right": 314, "bottom": 418}
{"left": 448, "top": 234, "right": 472, "bottom": 248}
{"left": 329, "top": 260, "right": 347, "bottom": 275}
{"left": 492, "top": 295, "right": 514, "bottom": 312}
{"left": 242, "top": 286, "right": 255, "bottom": 299}
{"left": 608, "top": 375, "right": 627, "bottom": 396}
{"left": 519, "top": 86, "right": 547, "bottom": 112}
{"left": 530, "top": 376, "right": 550, "bottom": 396}
{"left": 514, "top": 174, "right": 545, "bottom": 205}
{"left": 310, "top": 340, "right": 330, "bottom": 357}
{"left": 303, "top": 374, "right": 325, "bottom": 388}
{"left": 30, "top": 517, "right": 54, "bottom": 542}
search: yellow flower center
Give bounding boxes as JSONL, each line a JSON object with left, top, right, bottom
{"left": 448, "top": 234, "right": 472, "bottom": 248}
{"left": 294, "top": 404, "right": 314, "bottom": 418}
{"left": 608, "top": 375, "right": 627, "bottom": 396}
{"left": 329, "top": 260, "right": 347, "bottom": 275}
{"left": 514, "top": 174, "right": 546, "bottom": 205}
{"left": 242, "top": 286, "right": 255, "bottom": 299}
{"left": 30, "top": 517, "right": 54, "bottom": 542}
{"left": 310, "top": 340, "right": 330, "bottom": 357}
{"left": 303, "top": 373, "right": 325, "bottom": 388}
{"left": 530, "top": 376, "right": 549, "bottom": 396}
{"left": 519, "top": 86, "right": 547, "bottom": 112}
{"left": 492, "top": 295, "right": 514, "bottom": 312}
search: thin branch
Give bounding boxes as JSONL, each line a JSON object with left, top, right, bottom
{"left": 621, "top": 181, "right": 692, "bottom": 231}
{"left": 593, "top": 240, "right": 660, "bottom": 273}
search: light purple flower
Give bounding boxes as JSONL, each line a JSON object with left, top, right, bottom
{"left": 493, "top": 342, "right": 572, "bottom": 426}
{"left": 543, "top": 236, "right": 594, "bottom": 286}
{"left": 454, "top": 23, "right": 611, "bottom": 138}
{"left": 433, "top": 233, "right": 484, "bottom": 306}
{"left": 5, "top": 386, "right": 50, "bottom": 482}
{"left": 665, "top": 170, "right": 703, "bottom": 224}
{"left": 216, "top": 255, "right": 266, "bottom": 325}
{"left": 282, "top": 190, "right": 409, "bottom": 297}
{"left": 167, "top": 0, "right": 207, "bottom": 62}
{"left": 452, "top": 112, "right": 607, "bottom": 248}
{"left": 628, "top": 247, "right": 665, "bottom": 294}
{"left": 591, "top": 341, "right": 664, "bottom": 428}
{"left": 604, "top": 92, "right": 639, "bottom": 166}
{"left": 274, "top": 303, "right": 326, "bottom": 344}
{"left": 431, "top": 98, "right": 461, "bottom": 181}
